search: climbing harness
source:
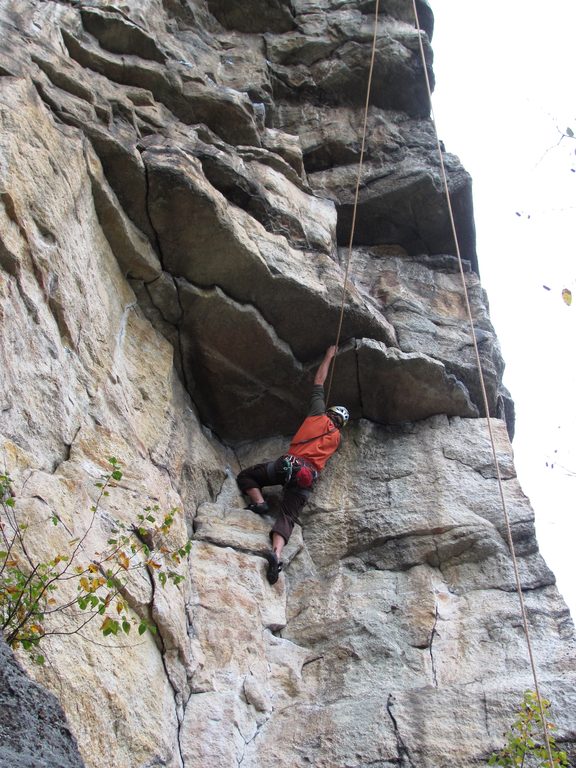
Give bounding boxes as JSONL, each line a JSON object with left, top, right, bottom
{"left": 409, "top": 2, "right": 555, "bottom": 762}
{"left": 280, "top": 455, "right": 318, "bottom": 488}
{"left": 266, "top": 455, "right": 318, "bottom": 489}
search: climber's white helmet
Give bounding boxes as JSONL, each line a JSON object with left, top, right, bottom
{"left": 327, "top": 406, "right": 349, "bottom": 427}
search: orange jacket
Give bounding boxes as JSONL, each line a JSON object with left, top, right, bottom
{"left": 288, "top": 414, "right": 341, "bottom": 471}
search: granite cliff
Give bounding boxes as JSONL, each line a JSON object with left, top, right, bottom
{"left": 0, "top": 1, "right": 574, "bottom": 766}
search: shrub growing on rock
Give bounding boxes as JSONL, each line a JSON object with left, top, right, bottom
{"left": 0, "top": 458, "right": 190, "bottom": 664}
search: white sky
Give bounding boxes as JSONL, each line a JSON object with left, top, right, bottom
{"left": 429, "top": 1, "right": 576, "bottom": 619}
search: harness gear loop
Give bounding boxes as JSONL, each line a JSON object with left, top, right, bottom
{"left": 267, "top": 457, "right": 318, "bottom": 489}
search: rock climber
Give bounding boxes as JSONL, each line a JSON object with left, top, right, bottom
{"left": 236, "top": 345, "right": 349, "bottom": 585}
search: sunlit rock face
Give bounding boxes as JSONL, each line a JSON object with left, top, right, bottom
{"left": 0, "top": 1, "right": 574, "bottom": 767}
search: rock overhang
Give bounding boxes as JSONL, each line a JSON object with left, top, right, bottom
{"left": 0, "top": 0, "right": 506, "bottom": 446}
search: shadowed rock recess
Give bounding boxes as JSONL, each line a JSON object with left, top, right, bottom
{"left": 0, "top": 1, "right": 574, "bottom": 766}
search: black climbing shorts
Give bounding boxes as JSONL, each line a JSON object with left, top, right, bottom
{"left": 237, "top": 457, "right": 313, "bottom": 544}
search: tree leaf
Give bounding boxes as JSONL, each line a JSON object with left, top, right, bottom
{"left": 561, "top": 288, "right": 572, "bottom": 306}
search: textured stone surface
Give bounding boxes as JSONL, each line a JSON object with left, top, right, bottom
{"left": 0, "top": 0, "right": 574, "bottom": 767}
{"left": 0, "top": 638, "right": 84, "bottom": 768}
{"left": 346, "top": 247, "right": 511, "bottom": 423}
{"left": 0, "top": 0, "right": 504, "bottom": 439}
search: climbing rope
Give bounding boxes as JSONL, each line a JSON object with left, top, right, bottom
{"left": 323, "top": 1, "right": 555, "bottom": 759}
{"left": 410, "top": 2, "right": 555, "bottom": 763}
{"left": 325, "top": 0, "right": 381, "bottom": 405}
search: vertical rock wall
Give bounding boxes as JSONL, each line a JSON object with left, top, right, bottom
{"left": 0, "top": 1, "right": 574, "bottom": 766}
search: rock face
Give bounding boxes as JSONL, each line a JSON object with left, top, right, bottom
{"left": 0, "top": 638, "right": 84, "bottom": 768}
{"left": 0, "top": 1, "right": 574, "bottom": 767}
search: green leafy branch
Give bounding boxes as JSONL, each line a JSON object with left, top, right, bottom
{"left": 488, "top": 691, "right": 569, "bottom": 768}
{"left": 0, "top": 458, "right": 191, "bottom": 663}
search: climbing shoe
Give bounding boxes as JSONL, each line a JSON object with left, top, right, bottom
{"left": 264, "top": 551, "right": 283, "bottom": 585}
{"left": 246, "top": 502, "right": 269, "bottom": 515}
